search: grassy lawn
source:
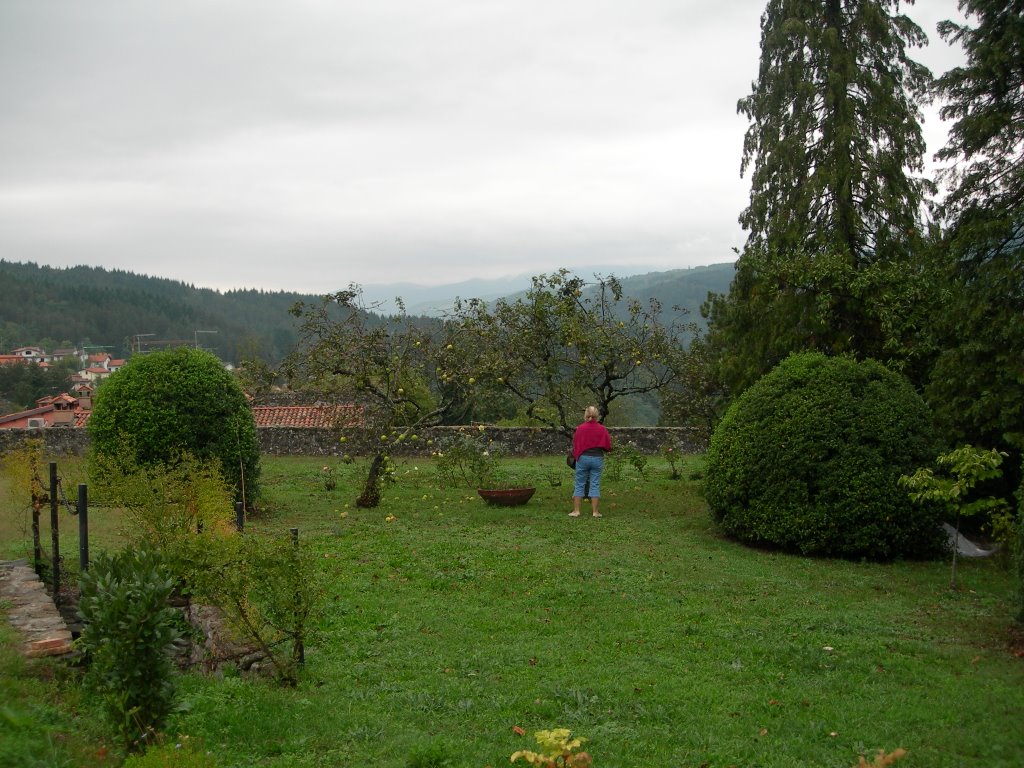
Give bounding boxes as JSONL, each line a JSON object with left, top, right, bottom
{"left": 2, "top": 453, "right": 1023, "bottom": 767}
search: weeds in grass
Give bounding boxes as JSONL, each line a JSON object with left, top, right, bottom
{"left": 405, "top": 737, "right": 455, "bottom": 768}
{"left": 120, "top": 735, "right": 220, "bottom": 767}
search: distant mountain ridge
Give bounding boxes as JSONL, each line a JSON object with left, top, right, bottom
{"left": 364, "top": 262, "right": 735, "bottom": 318}
{"left": 0, "top": 260, "right": 735, "bottom": 363}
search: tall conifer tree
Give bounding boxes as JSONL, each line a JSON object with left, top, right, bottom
{"left": 927, "top": 0, "right": 1023, "bottom": 451}
{"left": 707, "top": 0, "right": 932, "bottom": 394}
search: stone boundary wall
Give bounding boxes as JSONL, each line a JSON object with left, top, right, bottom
{"left": 0, "top": 428, "right": 90, "bottom": 457}
{"left": 0, "top": 425, "right": 706, "bottom": 459}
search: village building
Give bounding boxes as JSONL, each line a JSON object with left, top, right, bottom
{"left": 10, "top": 346, "right": 48, "bottom": 363}
{"left": 0, "top": 393, "right": 91, "bottom": 430}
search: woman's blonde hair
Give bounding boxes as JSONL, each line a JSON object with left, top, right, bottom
{"left": 584, "top": 406, "right": 600, "bottom": 422}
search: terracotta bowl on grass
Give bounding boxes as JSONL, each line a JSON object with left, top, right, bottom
{"left": 477, "top": 487, "right": 536, "bottom": 506}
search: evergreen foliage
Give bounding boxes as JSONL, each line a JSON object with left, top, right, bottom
{"left": 77, "top": 547, "right": 181, "bottom": 750}
{"left": 88, "top": 348, "right": 260, "bottom": 505}
{"left": 927, "top": 0, "right": 1024, "bottom": 473}
{"left": 704, "top": 352, "right": 944, "bottom": 560}
{"left": 1017, "top": 453, "right": 1024, "bottom": 621}
{"left": 0, "top": 356, "right": 78, "bottom": 411}
{"left": 934, "top": 0, "right": 1024, "bottom": 248}
{"left": 706, "top": 0, "right": 933, "bottom": 395}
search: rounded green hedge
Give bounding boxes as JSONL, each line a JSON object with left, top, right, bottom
{"left": 89, "top": 347, "right": 260, "bottom": 504}
{"left": 704, "top": 352, "right": 943, "bottom": 560}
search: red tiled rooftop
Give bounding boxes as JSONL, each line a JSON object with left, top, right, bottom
{"left": 3, "top": 397, "right": 362, "bottom": 430}
{"left": 252, "top": 405, "right": 362, "bottom": 428}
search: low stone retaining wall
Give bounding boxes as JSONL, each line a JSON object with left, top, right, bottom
{"left": 0, "top": 425, "right": 705, "bottom": 459}
{"left": 0, "top": 428, "right": 90, "bottom": 457}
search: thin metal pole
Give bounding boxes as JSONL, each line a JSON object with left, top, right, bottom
{"left": 290, "top": 527, "right": 303, "bottom": 666}
{"left": 31, "top": 496, "right": 42, "bottom": 575}
{"left": 78, "top": 484, "right": 89, "bottom": 572}
{"left": 48, "top": 462, "right": 60, "bottom": 605}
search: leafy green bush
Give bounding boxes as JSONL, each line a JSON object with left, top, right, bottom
{"left": 704, "top": 352, "right": 943, "bottom": 560}
{"left": 77, "top": 547, "right": 182, "bottom": 749}
{"left": 605, "top": 441, "right": 648, "bottom": 482}
{"left": 187, "top": 531, "right": 325, "bottom": 685}
{"left": 432, "top": 428, "right": 504, "bottom": 489}
{"left": 88, "top": 347, "right": 260, "bottom": 505}
{"left": 90, "top": 452, "right": 237, "bottom": 588}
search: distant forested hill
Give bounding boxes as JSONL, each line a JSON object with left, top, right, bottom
{"left": 611, "top": 263, "right": 734, "bottom": 325}
{"left": 0, "top": 260, "right": 309, "bottom": 363}
{"left": 0, "top": 260, "right": 736, "bottom": 364}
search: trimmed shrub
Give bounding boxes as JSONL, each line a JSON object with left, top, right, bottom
{"left": 88, "top": 347, "right": 260, "bottom": 505}
{"left": 704, "top": 352, "right": 943, "bottom": 560}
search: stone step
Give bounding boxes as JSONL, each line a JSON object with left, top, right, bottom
{"left": 0, "top": 561, "right": 74, "bottom": 659}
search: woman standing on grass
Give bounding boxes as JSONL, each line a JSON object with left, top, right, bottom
{"left": 570, "top": 405, "right": 612, "bottom": 518}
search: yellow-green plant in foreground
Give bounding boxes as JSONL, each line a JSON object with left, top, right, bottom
{"left": 510, "top": 729, "right": 592, "bottom": 767}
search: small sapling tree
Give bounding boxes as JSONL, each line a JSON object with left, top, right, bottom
{"left": 900, "top": 445, "right": 1008, "bottom": 589}
{"left": 188, "top": 530, "right": 324, "bottom": 684}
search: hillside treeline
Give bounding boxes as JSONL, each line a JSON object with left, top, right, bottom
{"left": 0, "top": 260, "right": 734, "bottom": 366}
{"left": 0, "top": 260, "right": 311, "bottom": 363}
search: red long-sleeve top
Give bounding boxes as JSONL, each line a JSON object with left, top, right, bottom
{"left": 572, "top": 420, "right": 613, "bottom": 461}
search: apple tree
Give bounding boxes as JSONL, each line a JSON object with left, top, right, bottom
{"left": 285, "top": 287, "right": 454, "bottom": 506}
{"left": 445, "top": 271, "right": 695, "bottom": 433}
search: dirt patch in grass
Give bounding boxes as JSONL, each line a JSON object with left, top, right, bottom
{"left": 1009, "top": 623, "right": 1024, "bottom": 659}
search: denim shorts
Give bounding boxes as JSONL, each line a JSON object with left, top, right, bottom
{"left": 573, "top": 453, "right": 604, "bottom": 498}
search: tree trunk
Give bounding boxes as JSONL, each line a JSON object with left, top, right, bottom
{"left": 356, "top": 452, "right": 386, "bottom": 508}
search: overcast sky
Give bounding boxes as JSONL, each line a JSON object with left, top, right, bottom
{"left": 0, "top": 1, "right": 966, "bottom": 294}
